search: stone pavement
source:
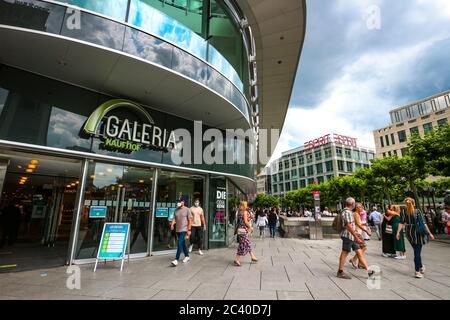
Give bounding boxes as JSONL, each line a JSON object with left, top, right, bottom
{"left": 1, "top": 236, "right": 449, "bottom": 300}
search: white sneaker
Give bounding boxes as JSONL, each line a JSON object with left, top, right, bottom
{"left": 394, "top": 255, "right": 406, "bottom": 260}
{"left": 415, "top": 271, "right": 423, "bottom": 278}
{"left": 189, "top": 244, "right": 193, "bottom": 253}
{"left": 183, "top": 257, "right": 190, "bottom": 263}
{"left": 171, "top": 259, "right": 178, "bottom": 266}
{"left": 382, "top": 253, "right": 389, "bottom": 258}
{"left": 198, "top": 250, "right": 204, "bottom": 256}
{"left": 420, "top": 265, "right": 426, "bottom": 274}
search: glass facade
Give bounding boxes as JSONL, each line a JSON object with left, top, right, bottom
{"left": 60, "top": 0, "right": 246, "bottom": 91}
{"left": 0, "top": 0, "right": 251, "bottom": 122}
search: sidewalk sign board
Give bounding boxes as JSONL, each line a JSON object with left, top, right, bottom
{"left": 94, "top": 223, "right": 130, "bottom": 272}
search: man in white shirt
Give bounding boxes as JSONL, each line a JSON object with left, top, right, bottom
{"left": 369, "top": 207, "right": 382, "bottom": 241}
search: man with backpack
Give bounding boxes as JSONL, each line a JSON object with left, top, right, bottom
{"left": 334, "top": 197, "right": 375, "bottom": 280}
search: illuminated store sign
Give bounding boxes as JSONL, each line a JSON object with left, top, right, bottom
{"left": 83, "top": 99, "right": 176, "bottom": 153}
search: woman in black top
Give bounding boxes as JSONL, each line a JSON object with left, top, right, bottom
{"left": 398, "top": 197, "right": 435, "bottom": 278}
{"left": 381, "top": 205, "right": 396, "bottom": 257}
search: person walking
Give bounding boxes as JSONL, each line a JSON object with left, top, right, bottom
{"left": 189, "top": 198, "right": 206, "bottom": 256}
{"left": 397, "top": 197, "right": 435, "bottom": 278}
{"left": 234, "top": 201, "right": 258, "bottom": 266}
{"left": 170, "top": 200, "right": 192, "bottom": 266}
{"left": 388, "top": 205, "right": 406, "bottom": 260}
{"left": 268, "top": 208, "right": 278, "bottom": 238}
{"left": 369, "top": 206, "right": 382, "bottom": 240}
{"left": 381, "top": 205, "right": 397, "bottom": 258}
{"left": 337, "top": 198, "right": 375, "bottom": 280}
{"left": 256, "top": 211, "right": 268, "bottom": 238}
{"left": 349, "top": 203, "right": 372, "bottom": 269}
{"left": 360, "top": 207, "right": 371, "bottom": 241}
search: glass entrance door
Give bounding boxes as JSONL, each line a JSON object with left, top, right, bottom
{"left": 75, "top": 161, "right": 155, "bottom": 260}
{"left": 0, "top": 151, "right": 81, "bottom": 272}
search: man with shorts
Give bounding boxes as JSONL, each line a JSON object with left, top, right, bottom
{"left": 337, "top": 197, "right": 374, "bottom": 279}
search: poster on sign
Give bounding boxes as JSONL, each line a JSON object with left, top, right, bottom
{"left": 94, "top": 223, "right": 130, "bottom": 272}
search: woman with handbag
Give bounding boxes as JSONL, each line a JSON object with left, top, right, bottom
{"left": 397, "top": 197, "right": 435, "bottom": 278}
{"left": 381, "top": 205, "right": 396, "bottom": 258}
{"left": 234, "top": 201, "right": 258, "bottom": 266}
{"left": 349, "top": 203, "right": 372, "bottom": 269}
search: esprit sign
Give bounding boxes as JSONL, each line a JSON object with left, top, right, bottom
{"left": 304, "top": 133, "right": 357, "bottom": 151}
{"left": 83, "top": 99, "right": 176, "bottom": 153}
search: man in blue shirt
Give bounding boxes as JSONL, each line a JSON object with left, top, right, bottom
{"left": 369, "top": 207, "right": 382, "bottom": 240}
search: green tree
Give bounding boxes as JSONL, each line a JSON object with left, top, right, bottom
{"left": 409, "top": 124, "right": 450, "bottom": 177}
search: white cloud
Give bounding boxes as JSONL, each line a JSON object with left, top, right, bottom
{"left": 268, "top": 32, "right": 449, "bottom": 165}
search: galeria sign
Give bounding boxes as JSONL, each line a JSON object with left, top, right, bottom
{"left": 83, "top": 99, "right": 176, "bottom": 152}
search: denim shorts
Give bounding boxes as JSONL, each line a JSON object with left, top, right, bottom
{"left": 341, "top": 237, "right": 361, "bottom": 252}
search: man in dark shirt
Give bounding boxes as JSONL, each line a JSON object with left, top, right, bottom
{"left": 268, "top": 209, "right": 278, "bottom": 238}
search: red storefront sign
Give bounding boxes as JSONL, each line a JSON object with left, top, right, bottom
{"left": 303, "top": 133, "right": 357, "bottom": 151}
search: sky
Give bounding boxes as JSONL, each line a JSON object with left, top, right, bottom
{"left": 268, "top": 0, "right": 450, "bottom": 163}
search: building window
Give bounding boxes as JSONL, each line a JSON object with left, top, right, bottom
{"left": 437, "top": 118, "right": 448, "bottom": 127}
{"left": 393, "top": 150, "right": 398, "bottom": 156}
{"left": 307, "top": 178, "right": 315, "bottom": 186}
{"left": 272, "top": 174, "right": 277, "bottom": 183}
{"left": 307, "top": 165, "right": 314, "bottom": 176}
{"left": 306, "top": 153, "right": 313, "bottom": 163}
{"left": 284, "top": 171, "right": 290, "bottom": 180}
{"left": 299, "top": 167, "right": 306, "bottom": 177}
{"left": 278, "top": 173, "right": 283, "bottom": 182}
{"left": 291, "top": 169, "right": 298, "bottom": 179}
{"left": 368, "top": 153, "right": 375, "bottom": 160}
{"left": 382, "top": 152, "right": 386, "bottom": 158}
{"left": 385, "top": 135, "right": 390, "bottom": 146}
{"left": 291, "top": 158, "right": 297, "bottom": 167}
{"left": 284, "top": 160, "right": 290, "bottom": 169}
{"left": 423, "top": 122, "right": 433, "bottom": 134}
{"left": 285, "top": 182, "right": 291, "bottom": 192}
{"left": 379, "top": 137, "right": 385, "bottom": 148}
{"left": 353, "top": 150, "right": 360, "bottom": 160}
{"left": 317, "top": 176, "right": 324, "bottom": 184}
{"left": 346, "top": 162, "right": 353, "bottom": 172}
{"left": 390, "top": 133, "right": 395, "bottom": 145}
{"left": 315, "top": 151, "right": 322, "bottom": 161}
{"left": 299, "top": 156, "right": 305, "bottom": 165}
{"left": 344, "top": 149, "right": 352, "bottom": 159}
{"left": 355, "top": 163, "right": 362, "bottom": 170}
{"left": 410, "top": 126, "right": 419, "bottom": 136}
{"left": 325, "top": 161, "right": 333, "bottom": 172}
{"left": 292, "top": 181, "right": 298, "bottom": 190}
{"left": 316, "top": 163, "right": 323, "bottom": 174}
{"left": 338, "top": 160, "right": 344, "bottom": 171}
{"left": 324, "top": 148, "right": 332, "bottom": 159}
{"left": 362, "top": 151, "right": 368, "bottom": 161}
{"left": 336, "top": 147, "right": 343, "bottom": 157}
{"left": 398, "top": 130, "right": 407, "bottom": 143}
{"left": 388, "top": 151, "right": 392, "bottom": 157}
{"left": 278, "top": 162, "right": 283, "bottom": 171}
{"left": 273, "top": 184, "right": 278, "bottom": 193}
{"left": 299, "top": 180, "right": 306, "bottom": 189}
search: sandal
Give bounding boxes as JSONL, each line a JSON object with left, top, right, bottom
{"left": 358, "top": 264, "right": 366, "bottom": 270}
{"left": 233, "top": 260, "right": 241, "bottom": 267}
{"left": 251, "top": 258, "right": 258, "bottom": 263}
{"left": 349, "top": 259, "right": 358, "bottom": 269}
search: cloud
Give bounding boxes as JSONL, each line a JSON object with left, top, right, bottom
{"left": 269, "top": 0, "right": 450, "bottom": 164}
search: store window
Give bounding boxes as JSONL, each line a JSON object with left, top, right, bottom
{"left": 75, "top": 161, "right": 155, "bottom": 260}
{"left": 209, "top": 176, "right": 227, "bottom": 248}
{"left": 153, "top": 170, "right": 204, "bottom": 252}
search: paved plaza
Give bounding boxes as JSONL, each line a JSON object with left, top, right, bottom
{"left": 1, "top": 236, "right": 449, "bottom": 300}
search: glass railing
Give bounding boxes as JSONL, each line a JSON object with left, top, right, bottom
{"left": 0, "top": 0, "right": 250, "bottom": 123}
{"left": 59, "top": 0, "right": 244, "bottom": 91}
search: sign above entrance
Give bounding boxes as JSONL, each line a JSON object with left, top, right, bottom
{"left": 83, "top": 99, "right": 176, "bottom": 153}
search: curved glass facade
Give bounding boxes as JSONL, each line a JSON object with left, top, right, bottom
{"left": 0, "top": 0, "right": 251, "bottom": 122}
{"left": 61, "top": 0, "right": 247, "bottom": 92}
